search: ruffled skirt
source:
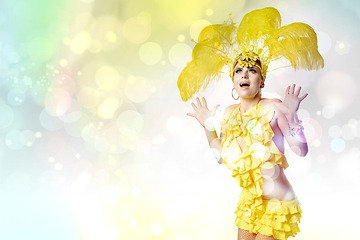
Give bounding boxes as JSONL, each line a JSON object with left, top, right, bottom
{"left": 235, "top": 196, "right": 302, "bottom": 240}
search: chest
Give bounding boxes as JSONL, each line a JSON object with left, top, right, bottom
{"left": 236, "top": 111, "right": 284, "bottom": 152}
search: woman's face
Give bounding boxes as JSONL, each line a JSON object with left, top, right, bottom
{"left": 233, "top": 63, "right": 264, "bottom": 99}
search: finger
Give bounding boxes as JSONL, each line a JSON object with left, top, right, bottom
{"left": 294, "top": 86, "right": 301, "bottom": 96}
{"left": 212, "top": 104, "right": 220, "bottom": 113}
{"left": 196, "top": 97, "right": 202, "bottom": 107}
{"left": 191, "top": 102, "right": 198, "bottom": 111}
{"left": 299, "top": 93, "right": 308, "bottom": 101}
{"left": 186, "top": 113, "right": 195, "bottom": 117}
{"left": 202, "top": 97, "right": 208, "bottom": 108}
{"left": 290, "top": 84, "right": 295, "bottom": 94}
{"left": 285, "top": 86, "right": 290, "bottom": 95}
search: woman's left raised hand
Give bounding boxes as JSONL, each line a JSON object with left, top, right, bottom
{"left": 276, "top": 84, "right": 308, "bottom": 118}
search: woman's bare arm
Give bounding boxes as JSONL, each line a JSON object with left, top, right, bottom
{"left": 187, "top": 97, "right": 224, "bottom": 164}
{"left": 273, "top": 84, "right": 308, "bottom": 157}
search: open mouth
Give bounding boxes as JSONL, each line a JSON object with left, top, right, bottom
{"left": 240, "top": 82, "right": 250, "bottom": 87}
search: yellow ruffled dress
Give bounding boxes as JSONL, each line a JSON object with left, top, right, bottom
{"left": 220, "top": 101, "right": 302, "bottom": 240}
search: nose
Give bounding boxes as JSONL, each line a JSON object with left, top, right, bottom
{"left": 241, "top": 69, "right": 249, "bottom": 78}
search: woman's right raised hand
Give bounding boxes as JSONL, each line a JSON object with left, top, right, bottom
{"left": 187, "top": 97, "right": 220, "bottom": 129}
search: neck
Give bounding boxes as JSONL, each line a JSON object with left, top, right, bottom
{"left": 239, "top": 94, "right": 261, "bottom": 114}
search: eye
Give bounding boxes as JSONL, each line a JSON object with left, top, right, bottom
{"left": 250, "top": 68, "right": 257, "bottom": 73}
{"left": 235, "top": 68, "right": 242, "bottom": 73}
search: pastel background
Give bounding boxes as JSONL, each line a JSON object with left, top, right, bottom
{"left": 0, "top": 0, "right": 359, "bottom": 239}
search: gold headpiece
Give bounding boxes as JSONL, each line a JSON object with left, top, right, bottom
{"left": 177, "top": 7, "right": 324, "bottom": 101}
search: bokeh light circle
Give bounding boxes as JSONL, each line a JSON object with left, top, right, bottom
{"left": 39, "top": 109, "right": 63, "bottom": 131}
{"left": 123, "top": 16, "right": 151, "bottom": 44}
{"left": 117, "top": 110, "right": 144, "bottom": 136}
{"left": 0, "top": 103, "right": 15, "bottom": 129}
{"left": 97, "top": 97, "right": 121, "bottom": 119}
{"left": 93, "top": 15, "right": 123, "bottom": 51}
{"left": 95, "top": 66, "right": 120, "bottom": 90}
{"left": 322, "top": 105, "right": 335, "bottom": 119}
{"left": 71, "top": 31, "right": 92, "bottom": 55}
{"left": 168, "top": 43, "right": 192, "bottom": 68}
{"left": 139, "top": 42, "right": 162, "bottom": 65}
{"left": 20, "top": 130, "right": 36, "bottom": 147}
{"left": 5, "top": 130, "right": 25, "bottom": 150}
{"left": 64, "top": 112, "right": 90, "bottom": 137}
{"left": 132, "top": 187, "right": 142, "bottom": 195}
{"left": 190, "top": 19, "right": 211, "bottom": 41}
{"left": 125, "top": 76, "right": 152, "bottom": 103}
{"left": 44, "top": 88, "right": 72, "bottom": 116}
{"left": 128, "top": 219, "right": 137, "bottom": 228}
{"left": 317, "top": 31, "right": 332, "bottom": 54}
{"left": 302, "top": 118, "right": 322, "bottom": 145}
{"left": 7, "top": 88, "right": 26, "bottom": 106}
{"left": 150, "top": 222, "right": 163, "bottom": 236}
{"left": 331, "top": 138, "right": 345, "bottom": 153}
{"left": 317, "top": 72, "right": 357, "bottom": 110}
{"left": 341, "top": 124, "right": 356, "bottom": 140}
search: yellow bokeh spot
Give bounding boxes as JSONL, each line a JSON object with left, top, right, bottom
{"left": 123, "top": 16, "right": 151, "bottom": 44}
{"left": 316, "top": 111, "right": 321, "bottom": 115}
{"left": 97, "top": 97, "right": 119, "bottom": 119}
{"left": 150, "top": 222, "right": 163, "bottom": 236}
{"left": 205, "top": 8, "right": 214, "bottom": 16}
{"left": 139, "top": 42, "right": 162, "bottom": 65}
{"left": 49, "top": 157, "right": 55, "bottom": 163}
{"left": 161, "top": 61, "right": 166, "bottom": 65}
{"left": 128, "top": 219, "right": 137, "bottom": 228}
{"left": 60, "top": 59, "right": 68, "bottom": 67}
{"left": 107, "top": 31, "right": 117, "bottom": 43}
{"left": 55, "top": 163, "right": 63, "bottom": 170}
{"left": 313, "top": 139, "right": 321, "bottom": 147}
{"left": 178, "top": 34, "right": 185, "bottom": 42}
{"left": 168, "top": 43, "right": 192, "bottom": 68}
{"left": 71, "top": 31, "right": 92, "bottom": 55}
{"left": 190, "top": 19, "right": 211, "bottom": 41}
{"left": 95, "top": 66, "right": 120, "bottom": 90}
{"left": 339, "top": 42, "right": 345, "bottom": 49}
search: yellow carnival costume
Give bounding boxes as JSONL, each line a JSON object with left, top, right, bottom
{"left": 220, "top": 100, "right": 301, "bottom": 239}
{"left": 177, "top": 7, "right": 324, "bottom": 240}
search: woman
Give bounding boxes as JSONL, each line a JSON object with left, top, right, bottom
{"left": 178, "top": 7, "right": 323, "bottom": 240}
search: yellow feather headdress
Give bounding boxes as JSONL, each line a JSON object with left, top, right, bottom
{"left": 177, "top": 7, "right": 324, "bottom": 101}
